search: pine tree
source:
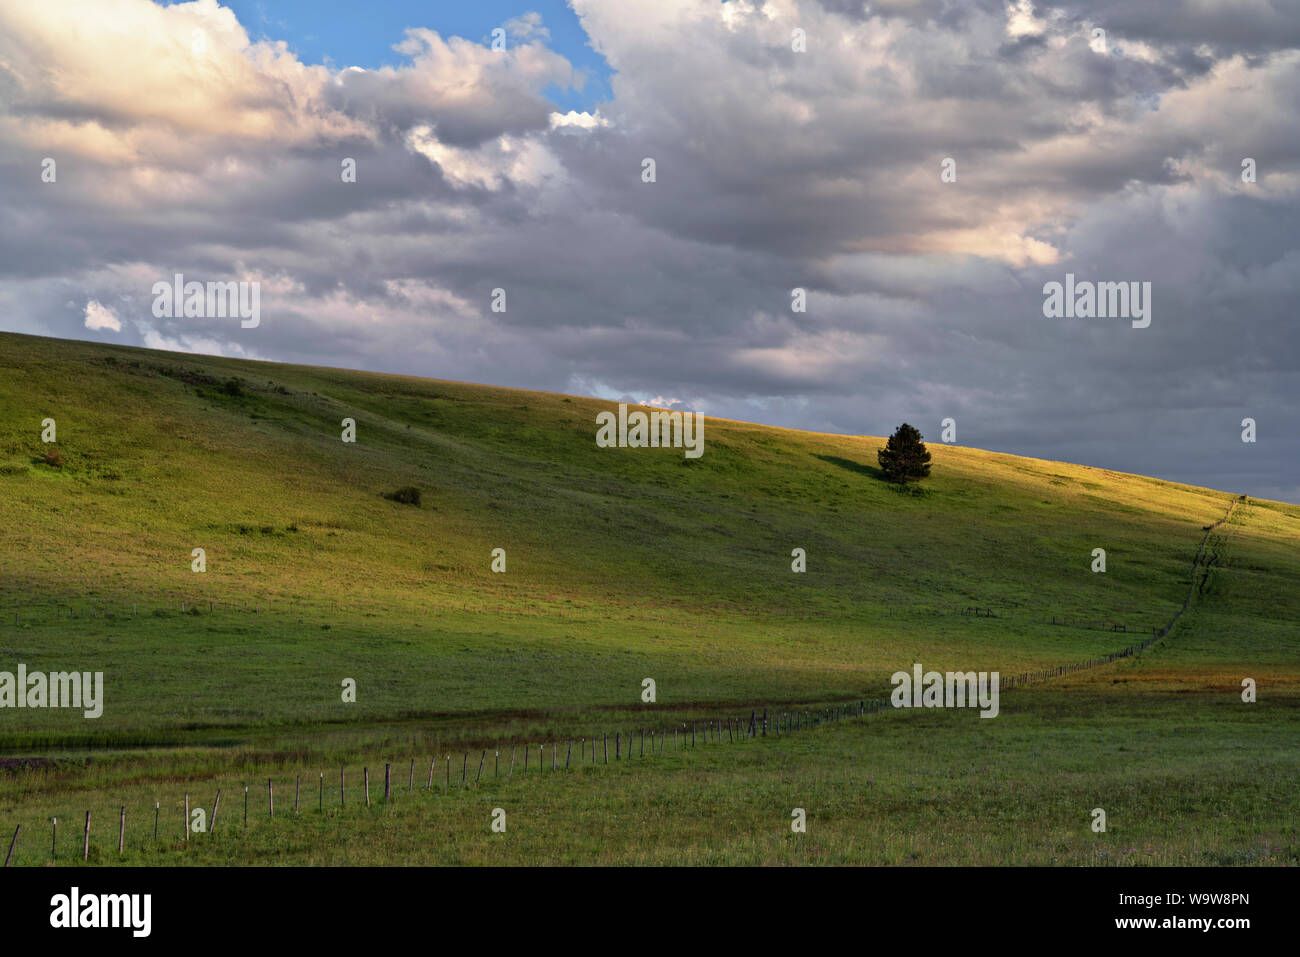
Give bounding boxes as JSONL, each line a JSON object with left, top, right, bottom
{"left": 878, "top": 423, "right": 931, "bottom": 483}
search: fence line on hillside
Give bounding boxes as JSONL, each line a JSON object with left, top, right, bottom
{"left": 0, "top": 497, "right": 1243, "bottom": 865}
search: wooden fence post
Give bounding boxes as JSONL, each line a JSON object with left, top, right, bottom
{"left": 409, "top": 759, "right": 415, "bottom": 794}
{"left": 4, "top": 824, "right": 20, "bottom": 868}
{"left": 51, "top": 818, "right": 56, "bottom": 860}
{"left": 295, "top": 775, "right": 301, "bottom": 815}
{"left": 340, "top": 767, "right": 345, "bottom": 807}
{"left": 461, "top": 753, "right": 467, "bottom": 786}
{"left": 154, "top": 802, "right": 159, "bottom": 841}
{"left": 427, "top": 757, "right": 435, "bottom": 790}
{"left": 364, "top": 768, "right": 370, "bottom": 808}
{"left": 119, "top": 806, "right": 125, "bottom": 855}
{"left": 384, "top": 764, "right": 391, "bottom": 802}
{"left": 476, "top": 750, "right": 486, "bottom": 784}
{"left": 268, "top": 779, "right": 274, "bottom": 818}
{"left": 616, "top": 732, "right": 621, "bottom": 760}
{"left": 184, "top": 794, "right": 190, "bottom": 840}
{"left": 83, "top": 810, "right": 91, "bottom": 860}
{"left": 566, "top": 739, "right": 572, "bottom": 769}
{"left": 212, "top": 789, "right": 222, "bottom": 833}
{"left": 509, "top": 747, "right": 516, "bottom": 776}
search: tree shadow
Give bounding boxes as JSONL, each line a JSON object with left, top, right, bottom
{"left": 813, "top": 454, "right": 886, "bottom": 482}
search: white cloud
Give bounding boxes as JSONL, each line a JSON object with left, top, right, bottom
{"left": 549, "top": 110, "right": 609, "bottom": 130}
{"left": 83, "top": 300, "right": 121, "bottom": 332}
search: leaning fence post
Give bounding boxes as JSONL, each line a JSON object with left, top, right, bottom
{"left": 268, "top": 779, "right": 274, "bottom": 819}
{"left": 4, "top": 824, "right": 18, "bottom": 868}
{"left": 119, "top": 806, "right": 125, "bottom": 855}
{"left": 83, "top": 810, "right": 91, "bottom": 860}
{"left": 566, "top": 739, "right": 572, "bottom": 769}
{"left": 476, "top": 750, "right": 486, "bottom": 784}
{"left": 409, "top": 759, "right": 415, "bottom": 794}
{"left": 212, "top": 789, "right": 222, "bottom": 833}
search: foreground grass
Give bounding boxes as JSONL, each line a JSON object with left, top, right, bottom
{"left": 3, "top": 671, "right": 1295, "bottom": 866}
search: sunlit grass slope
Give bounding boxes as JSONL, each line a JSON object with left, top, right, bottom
{"left": 0, "top": 330, "right": 1296, "bottom": 744}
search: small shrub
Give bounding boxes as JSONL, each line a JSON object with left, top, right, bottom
{"left": 385, "top": 486, "right": 421, "bottom": 506}
{"left": 42, "top": 447, "right": 63, "bottom": 468}
{"left": 223, "top": 377, "right": 244, "bottom": 396}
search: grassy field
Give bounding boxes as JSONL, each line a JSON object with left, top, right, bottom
{"left": 0, "top": 330, "right": 1296, "bottom": 865}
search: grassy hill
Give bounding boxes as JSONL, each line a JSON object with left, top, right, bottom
{"left": 0, "top": 330, "right": 1296, "bottom": 865}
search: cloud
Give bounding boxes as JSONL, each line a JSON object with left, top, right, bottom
{"left": 0, "top": 0, "right": 1297, "bottom": 501}
{"left": 83, "top": 300, "right": 121, "bottom": 332}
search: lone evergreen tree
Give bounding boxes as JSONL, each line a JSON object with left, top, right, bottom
{"left": 878, "top": 423, "right": 931, "bottom": 483}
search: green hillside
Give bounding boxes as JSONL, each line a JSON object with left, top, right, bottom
{"left": 0, "top": 331, "right": 1296, "bottom": 865}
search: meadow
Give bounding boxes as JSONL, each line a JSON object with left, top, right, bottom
{"left": 0, "top": 330, "right": 1296, "bottom": 865}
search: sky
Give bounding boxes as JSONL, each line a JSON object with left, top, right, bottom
{"left": 1, "top": 0, "right": 1297, "bottom": 502}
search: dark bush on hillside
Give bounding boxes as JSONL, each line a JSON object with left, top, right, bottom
{"left": 385, "top": 486, "right": 422, "bottom": 506}
{"left": 223, "top": 377, "right": 244, "bottom": 396}
{"left": 42, "top": 447, "right": 63, "bottom": 468}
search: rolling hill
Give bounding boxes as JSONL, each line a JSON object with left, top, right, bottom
{"left": 0, "top": 330, "right": 1296, "bottom": 865}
